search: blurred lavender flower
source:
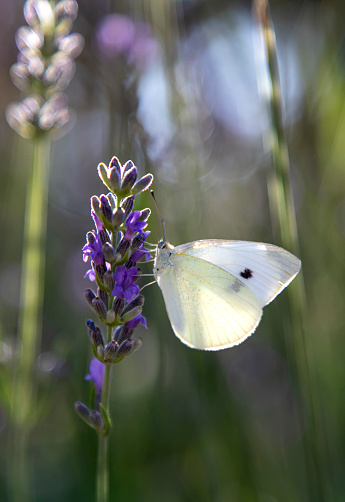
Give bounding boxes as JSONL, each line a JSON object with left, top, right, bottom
{"left": 96, "top": 14, "right": 158, "bottom": 69}
{"left": 85, "top": 358, "right": 105, "bottom": 393}
{"left": 6, "top": 0, "right": 84, "bottom": 139}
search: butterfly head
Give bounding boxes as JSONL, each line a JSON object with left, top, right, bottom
{"left": 154, "top": 240, "right": 175, "bottom": 278}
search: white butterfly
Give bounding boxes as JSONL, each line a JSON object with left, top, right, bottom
{"left": 153, "top": 238, "right": 301, "bottom": 351}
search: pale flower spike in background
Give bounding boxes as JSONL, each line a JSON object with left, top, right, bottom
{"left": 5, "top": 2, "right": 83, "bottom": 502}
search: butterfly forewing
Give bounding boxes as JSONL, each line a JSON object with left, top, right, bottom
{"left": 176, "top": 240, "right": 301, "bottom": 307}
{"left": 157, "top": 253, "right": 262, "bottom": 350}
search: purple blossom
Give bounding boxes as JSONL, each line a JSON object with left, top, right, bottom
{"left": 85, "top": 358, "right": 105, "bottom": 393}
{"left": 124, "top": 211, "right": 147, "bottom": 240}
{"left": 126, "top": 314, "right": 147, "bottom": 329}
{"left": 82, "top": 232, "right": 103, "bottom": 266}
{"left": 112, "top": 265, "right": 139, "bottom": 302}
{"left": 92, "top": 211, "right": 103, "bottom": 231}
{"left": 96, "top": 14, "right": 158, "bottom": 68}
{"left": 84, "top": 268, "right": 96, "bottom": 282}
{"left": 131, "top": 231, "right": 152, "bottom": 262}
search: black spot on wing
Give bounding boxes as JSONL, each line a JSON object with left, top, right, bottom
{"left": 240, "top": 268, "right": 253, "bottom": 280}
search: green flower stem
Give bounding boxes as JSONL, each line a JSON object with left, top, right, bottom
{"left": 96, "top": 312, "right": 113, "bottom": 502}
{"left": 253, "top": 1, "right": 325, "bottom": 501}
{"left": 10, "top": 135, "right": 51, "bottom": 502}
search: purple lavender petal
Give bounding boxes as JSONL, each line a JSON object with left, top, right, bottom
{"left": 85, "top": 358, "right": 105, "bottom": 393}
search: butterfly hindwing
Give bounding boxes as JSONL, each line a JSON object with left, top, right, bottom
{"left": 157, "top": 253, "right": 262, "bottom": 350}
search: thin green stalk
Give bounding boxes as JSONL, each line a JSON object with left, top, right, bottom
{"left": 96, "top": 326, "right": 112, "bottom": 502}
{"left": 10, "top": 135, "right": 51, "bottom": 502}
{"left": 253, "top": 1, "right": 325, "bottom": 501}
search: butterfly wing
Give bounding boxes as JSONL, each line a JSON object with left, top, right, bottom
{"left": 175, "top": 240, "right": 301, "bottom": 307}
{"left": 157, "top": 253, "right": 262, "bottom": 350}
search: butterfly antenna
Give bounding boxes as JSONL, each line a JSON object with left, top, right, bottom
{"left": 151, "top": 190, "right": 166, "bottom": 241}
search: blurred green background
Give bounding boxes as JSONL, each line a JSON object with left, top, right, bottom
{"left": 1, "top": 0, "right": 345, "bottom": 501}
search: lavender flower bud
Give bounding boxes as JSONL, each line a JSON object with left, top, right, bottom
{"left": 117, "top": 339, "right": 134, "bottom": 357}
{"left": 89, "top": 411, "right": 105, "bottom": 433}
{"left": 112, "top": 207, "right": 125, "bottom": 229}
{"left": 103, "top": 270, "right": 115, "bottom": 291}
{"left": 104, "top": 341, "right": 119, "bottom": 362}
{"left": 99, "top": 229, "right": 110, "bottom": 246}
{"left": 10, "top": 63, "right": 30, "bottom": 91}
{"left": 109, "top": 168, "right": 121, "bottom": 193}
{"left": 122, "top": 160, "right": 134, "bottom": 174}
{"left": 114, "top": 325, "right": 133, "bottom": 344}
{"left": 121, "top": 166, "right": 138, "bottom": 193}
{"left": 97, "top": 288, "right": 108, "bottom": 308}
{"left": 131, "top": 174, "right": 154, "bottom": 195}
{"left": 120, "top": 196, "right": 135, "bottom": 220}
{"left": 91, "top": 196, "right": 101, "bottom": 218}
{"left": 86, "top": 231, "right": 95, "bottom": 244}
{"left": 92, "top": 297, "right": 107, "bottom": 322}
{"left": 85, "top": 288, "right": 96, "bottom": 307}
{"left": 116, "top": 338, "right": 142, "bottom": 361}
{"left": 75, "top": 401, "right": 91, "bottom": 424}
{"left": 123, "top": 295, "right": 145, "bottom": 313}
{"left": 102, "top": 243, "right": 116, "bottom": 263}
{"left": 100, "top": 195, "right": 113, "bottom": 226}
{"left": 54, "top": 0, "right": 79, "bottom": 23}
{"left": 58, "top": 33, "right": 84, "bottom": 58}
{"left": 117, "top": 237, "right": 131, "bottom": 257}
{"left": 120, "top": 306, "right": 142, "bottom": 324}
{"left": 109, "top": 156, "right": 122, "bottom": 174}
{"left": 97, "top": 163, "right": 112, "bottom": 191}
{"left": 112, "top": 297, "right": 125, "bottom": 316}
{"left": 137, "top": 208, "right": 151, "bottom": 222}
{"left": 86, "top": 321, "right": 104, "bottom": 348}
{"left": 106, "top": 310, "right": 115, "bottom": 324}
{"left": 107, "top": 193, "right": 117, "bottom": 209}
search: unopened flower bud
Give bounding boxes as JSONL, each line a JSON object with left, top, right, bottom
{"left": 109, "top": 156, "right": 122, "bottom": 174}
{"left": 131, "top": 174, "right": 154, "bottom": 195}
{"left": 97, "top": 162, "right": 111, "bottom": 189}
{"left": 112, "top": 207, "right": 125, "bottom": 228}
{"left": 92, "top": 297, "right": 107, "bottom": 322}
{"left": 104, "top": 341, "right": 119, "bottom": 362}
{"left": 116, "top": 338, "right": 142, "bottom": 360}
{"left": 102, "top": 243, "right": 116, "bottom": 264}
{"left": 91, "top": 196, "right": 101, "bottom": 218}
{"left": 59, "top": 33, "right": 84, "bottom": 58}
{"left": 100, "top": 195, "right": 113, "bottom": 226}
{"left": 97, "top": 345, "right": 104, "bottom": 360}
{"left": 121, "top": 306, "right": 142, "bottom": 324}
{"left": 124, "top": 295, "right": 145, "bottom": 312}
{"left": 121, "top": 166, "right": 138, "bottom": 192}
{"left": 103, "top": 270, "right": 115, "bottom": 291}
{"left": 112, "top": 297, "right": 125, "bottom": 316}
{"left": 114, "top": 325, "right": 133, "bottom": 344}
{"left": 99, "top": 228, "right": 110, "bottom": 246}
{"left": 137, "top": 208, "right": 151, "bottom": 222}
{"left": 117, "top": 237, "right": 131, "bottom": 257}
{"left": 85, "top": 288, "right": 96, "bottom": 307}
{"left": 97, "top": 288, "right": 108, "bottom": 308}
{"left": 105, "top": 310, "right": 115, "bottom": 324}
{"left": 89, "top": 410, "right": 105, "bottom": 433}
{"left": 122, "top": 160, "right": 134, "bottom": 174}
{"left": 86, "top": 320, "right": 104, "bottom": 348}
{"left": 109, "top": 168, "right": 121, "bottom": 193}
{"left": 75, "top": 401, "right": 91, "bottom": 424}
{"left": 117, "top": 339, "right": 134, "bottom": 357}
{"left": 120, "top": 196, "right": 134, "bottom": 220}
